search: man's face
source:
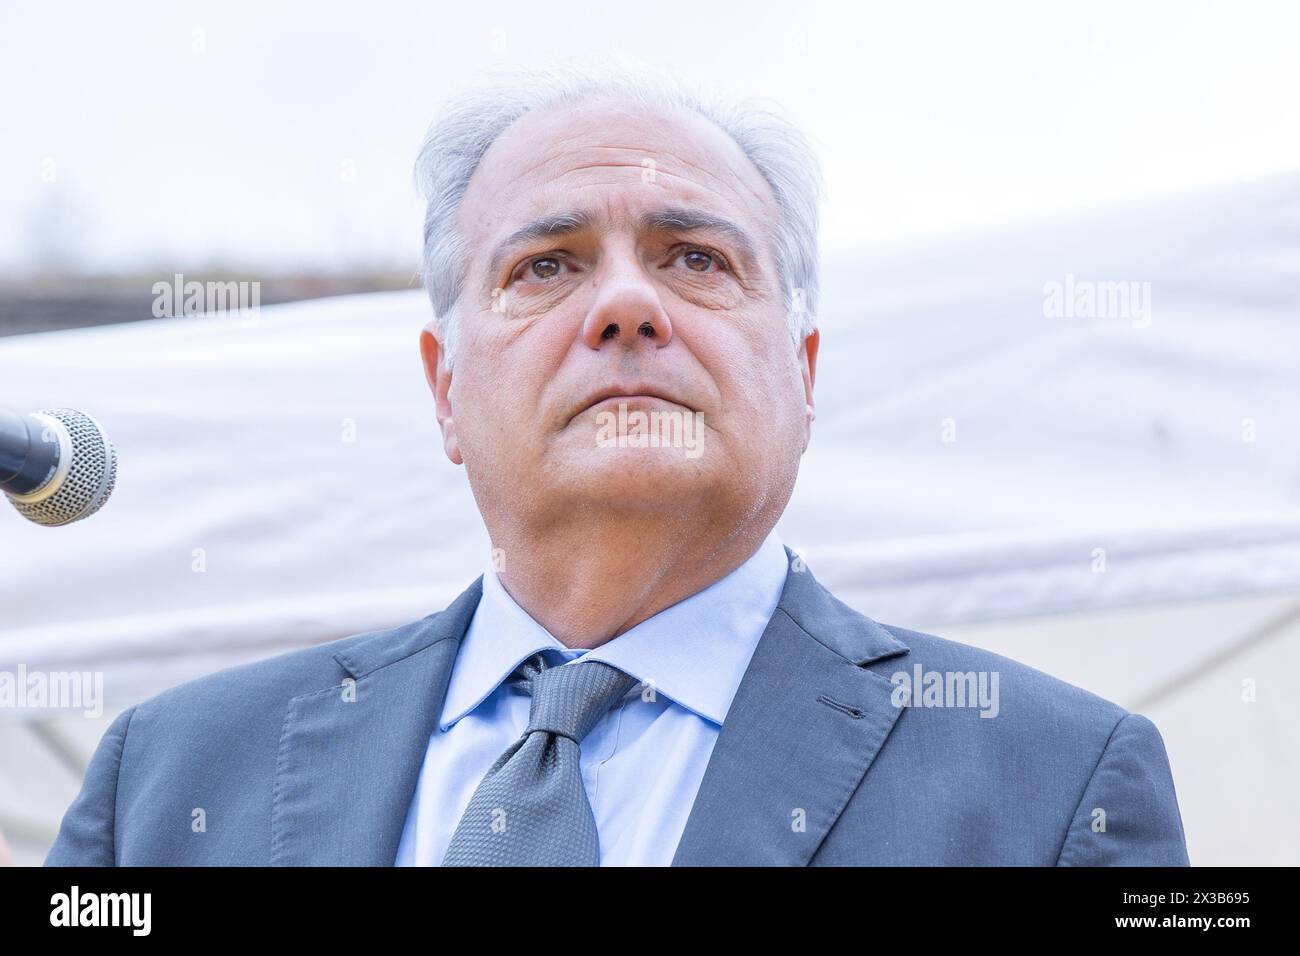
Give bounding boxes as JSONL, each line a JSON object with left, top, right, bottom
{"left": 422, "top": 97, "right": 818, "bottom": 532}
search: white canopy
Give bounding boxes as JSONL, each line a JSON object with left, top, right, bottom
{"left": 3, "top": 171, "right": 1299, "bottom": 711}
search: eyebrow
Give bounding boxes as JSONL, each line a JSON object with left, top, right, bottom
{"left": 485, "top": 206, "right": 763, "bottom": 279}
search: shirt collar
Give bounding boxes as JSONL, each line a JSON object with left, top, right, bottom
{"left": 439, "top": 528, "right": 790, "bottom": 731}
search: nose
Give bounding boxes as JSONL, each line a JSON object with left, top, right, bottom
{"left": 580, "top": 249, "right": 674, "bottom": 351}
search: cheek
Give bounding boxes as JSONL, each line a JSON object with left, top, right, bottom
{"left": 475, "top": 288, "right": 580, "bottom": 367}
{"left": 454, "top": 319, "right": 566, "bottom": 436}
{"left": 491, "top": 266, "right": 597, "bottom": 342}
{"left": 713, "top": 337, "right": 805, "bottom": 433}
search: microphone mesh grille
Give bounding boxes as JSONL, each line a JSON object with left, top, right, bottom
{"left": 12, "top": 407, "right": 117, "bottom": 527}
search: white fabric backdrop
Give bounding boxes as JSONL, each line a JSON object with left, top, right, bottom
{"left": 3, "top": 171, "right": 1298, "bottom": 710}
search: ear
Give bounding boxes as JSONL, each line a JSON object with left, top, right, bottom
{"left": 798, "top": 328, "right": 820, "bottom": 451}
{"left": 419, "top": 320, "right": 462, "bottom": 465}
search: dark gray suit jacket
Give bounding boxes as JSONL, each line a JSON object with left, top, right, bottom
{"left": 45, "top": 551, "right": 1190, "bottom": 865}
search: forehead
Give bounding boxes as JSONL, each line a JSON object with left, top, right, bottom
{"left": 457, "top": 96, "right": 781, "bottom": 265}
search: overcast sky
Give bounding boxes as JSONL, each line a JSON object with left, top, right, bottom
{"left": 2, "top": 0, "right": 1298, "bottom": 274}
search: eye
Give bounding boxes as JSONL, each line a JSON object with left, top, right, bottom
{"left": 674, "top": 246, "right": 729, "bottom": 274}
{"left": 516, "top": 255, "right": 569, "bottom": 283}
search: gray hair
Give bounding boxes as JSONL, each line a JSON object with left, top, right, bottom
{"left": 414, "top": 62, "right": 822, "bottom": 368}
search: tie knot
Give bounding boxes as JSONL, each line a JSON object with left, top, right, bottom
{"left": 517, "top": 655, "right": 635, "bottom": 743}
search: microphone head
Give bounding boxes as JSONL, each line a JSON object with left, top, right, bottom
{"left": 8, "top": 407, "right": 117, "bottom": 527}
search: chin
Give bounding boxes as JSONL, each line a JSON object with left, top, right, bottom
{"left": 557, "top": 445, "right": 717, "bottom": 500}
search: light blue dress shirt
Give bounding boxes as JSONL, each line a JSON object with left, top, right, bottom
{"left": 394, "top": 528, "right": 790, "bottom": 866}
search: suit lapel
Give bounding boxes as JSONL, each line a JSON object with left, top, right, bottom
{"left": 269, "top": 550, "right": 908, "bottom": 867}
{"left": 270, "top": 578, "right": 482, "bottom": 866}
{"left": 671, "top": 552, "right": 910, "bottom": 866}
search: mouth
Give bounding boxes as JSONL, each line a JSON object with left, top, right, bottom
{"left": 570, "top": 385, "right": 692, "bottom": 424}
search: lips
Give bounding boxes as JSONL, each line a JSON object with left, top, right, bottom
{"left": 572, "top": 385, "right": 691, "bottom": 423}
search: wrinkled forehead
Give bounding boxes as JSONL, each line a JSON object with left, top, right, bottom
{"left": 456, "top": 96, "right": 781, "bottom": 269}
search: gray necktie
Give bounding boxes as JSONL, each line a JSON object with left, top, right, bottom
{"left": 441, "top": 653, "right": 637, "bottom": 866}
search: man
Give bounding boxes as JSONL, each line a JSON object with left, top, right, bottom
{"left": 45, "top": 65, "right": 1189, "bottom": 867}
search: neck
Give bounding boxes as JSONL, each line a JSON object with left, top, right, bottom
{"left": 489, "top": 507, "right": 776, "bottom": 649}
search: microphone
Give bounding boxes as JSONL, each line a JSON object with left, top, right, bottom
{"left": 0, "top": 407, "right": 117, "bottom": 527}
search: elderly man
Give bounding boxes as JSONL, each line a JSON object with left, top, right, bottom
{"left": 45, "top": 66, "right": 1188, "bottom": 867}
